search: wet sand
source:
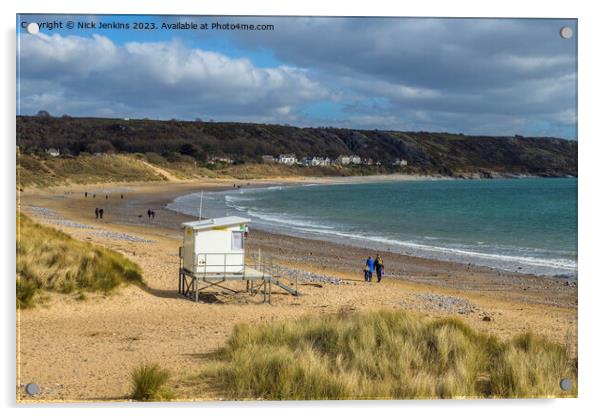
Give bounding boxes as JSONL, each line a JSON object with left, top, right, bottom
{"left": 16, "top": 179, "right": 578, "bottom": 402}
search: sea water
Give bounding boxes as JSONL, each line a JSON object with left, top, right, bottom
{"left": 167, "top": 178, "right": 577, "bottom": 278}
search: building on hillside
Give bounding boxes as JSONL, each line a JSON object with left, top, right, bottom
{"left": 310, "top": 157, "right": 322, "bottom": 166}
{"left": 262, "top": 155, "right": 277, "bottom": 163}
{"left": 335, "top": 155, "right": 351, "bottom": 165}
{"left": 46, "top": 148, "right": 60, "bottom": 157}
{"left": 278, "top": 154, "right": 297, "bottom": 165}
{"left": 363, "top": 158, "right": 374, "bottom": 166}
{"left": 392, "top": 158, "right": 408, "bottom": 166}
{"left": 350, "top": 155, "right": 362, "bottom": 165}
{"left": 305, "top": 156, "right": 330, "bottom": 167}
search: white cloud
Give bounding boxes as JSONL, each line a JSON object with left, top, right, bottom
{"left": 19, "top": 33, "right": 331, "bottom": 120}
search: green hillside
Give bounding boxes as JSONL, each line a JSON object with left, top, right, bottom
{"left": 17, "top": 115, "right": 577, "bottom": 178}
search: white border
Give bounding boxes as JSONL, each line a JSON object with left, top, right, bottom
{"left": 3, "top": 1, "right": 600, "bottom": 415}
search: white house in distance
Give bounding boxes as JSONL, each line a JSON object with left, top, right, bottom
{"left": 278, "top": 154, "right": 297, "bottom": 165}
{"left": 46, "top": 148, "right": 60, "bottom": 157}
{"left": 350, "top": 155, "right": 362, "bottom": 165}
{"left": 393, "top": 158, "right": 408, "bottom": 166}
{"left": 303, "top": 156, "right": 331, "bottom": 166}
{"left": 335, "top": 155, "right": 351, "bottom": 165}
{"left": 180, "top": 216, "right": 250, "bottom": 275}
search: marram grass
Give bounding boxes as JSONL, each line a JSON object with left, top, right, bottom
{"left": 130, "top": 363, "right": 172, "bottom": 401}
{"left": 16, "top": 213, "right": 143, "bottom": 308}
{"left": 204, "top": 310, "right": 577, "bottom": 400}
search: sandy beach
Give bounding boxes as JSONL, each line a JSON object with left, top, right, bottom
{"left": 16, "top": 178, "right": 578, "bottom": 402}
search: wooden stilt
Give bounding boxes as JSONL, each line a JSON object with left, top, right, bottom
{"left": 194, "top": 278, "right": 198, "bottom": 302}
{"left": 178, "top": 261, "right": 298, "bottom": 304}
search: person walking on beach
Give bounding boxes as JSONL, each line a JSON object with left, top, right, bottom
{"left": 365, "top": 256, "right": 375, "bottom": 282}
{"left": 85, "top": 191, "right": 88, "bottom": 198}
{"left": 147, "top": 209, "right": 152, "bottom": 220}
{"left": 94, "top": 207, "right": 99, "bottom": 219}
{"left": 151, "top": 210, "right": 155, "bottom": 219}
{"left": 99, "top": 208, "right": 104, "bottom": 219}
{"left": 375, "top": 254, "right": 384, "bottom": 283}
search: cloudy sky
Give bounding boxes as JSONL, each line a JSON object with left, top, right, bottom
{"left": 17, "top": 15, "right": 577, "bottom": 139}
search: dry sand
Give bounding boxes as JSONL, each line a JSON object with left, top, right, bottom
{"left": 16, "top": 178, "right": 578, "bottom": 402}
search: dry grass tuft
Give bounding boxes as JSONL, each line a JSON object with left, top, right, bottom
{"left": 204, "top": 310, "right": 577, "bottom": 400}
{"left": 17, "top": 153, "right": 166, "bottom": 187}
{"left": 130, "top": 363, "right": 172, "bottom": 401}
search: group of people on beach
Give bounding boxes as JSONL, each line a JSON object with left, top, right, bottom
{"left": 85, "top": 190, "right": 159, "bottom": 223}
{"left": 87, "top": 191, "right": 127, "bottom": 220}
{"left": 84, "top": 191, "right": 124, "bottom": 199}
{"left": 364, "top": 254, "right": 385, "bottom": 282}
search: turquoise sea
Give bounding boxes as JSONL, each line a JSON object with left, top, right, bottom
{"left": 167, "top": 178, "right": 577, "bottom": 278}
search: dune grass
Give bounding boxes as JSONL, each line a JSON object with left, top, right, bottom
{"left": 130, "top": 364, "right": 172, "bottom": 401}
{"left": 16, "top": 213, "right": 143, "bottom": 308}
{"left": 16, "top": 151, "right": 358, "bottom": 187}
{"left": 204, "top": 310, "right": 577, "bottom": 400}
{"left": 17, "top": 153, "right": 166, "bottom": 187}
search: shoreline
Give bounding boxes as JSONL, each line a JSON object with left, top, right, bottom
{"left": 17, "top": 178, "right": 578, "bottom": 401}
{"left": 166, "top": 177, "right": 577, "bottom": 280}
{"left": 21, "top": 177, "right": 577, "bottom": 293}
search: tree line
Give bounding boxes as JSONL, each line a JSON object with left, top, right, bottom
{"left": 16, "top": 115, "right": 578, "bottom": 177}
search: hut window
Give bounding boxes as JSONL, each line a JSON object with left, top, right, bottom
{"left": 231, "top": 231, "right": 244, "bottom": 250}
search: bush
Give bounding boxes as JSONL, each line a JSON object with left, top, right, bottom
{"left": 86, "top": 139, "right": 115, "bottom": 154}
{"left": 130, "top": 364, "right": 171, "bottom": 401}
{"left": 205, "top": 310, "right": 577, "bottom": 400}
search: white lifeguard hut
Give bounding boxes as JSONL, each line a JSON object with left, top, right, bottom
{"left": 180, "top": 216, "right": 249, "bottom": 275}
{"left": 178, "top": 215, "right": 299, "bottom": 303}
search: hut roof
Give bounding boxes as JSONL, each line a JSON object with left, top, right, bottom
{"left": 181, "top": 216, "right": 251, "bottom": 231}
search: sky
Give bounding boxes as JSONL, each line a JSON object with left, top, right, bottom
{"left": 16, "top": 15, "right": 577, "bottom": 139}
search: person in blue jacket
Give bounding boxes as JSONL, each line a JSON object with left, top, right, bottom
{"left": 365, "top": 256, "right": 375, "bottom": 282}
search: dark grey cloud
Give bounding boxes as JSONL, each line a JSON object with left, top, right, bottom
{"left": 224, "top": 17, "right": 576, "bottom": 137}
{"left": 230, "top": 18, "right": 576, "bottom": 89}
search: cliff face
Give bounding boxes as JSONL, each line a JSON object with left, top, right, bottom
{"left": 16, "top": 116, "right": 577, "bottom": 177}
